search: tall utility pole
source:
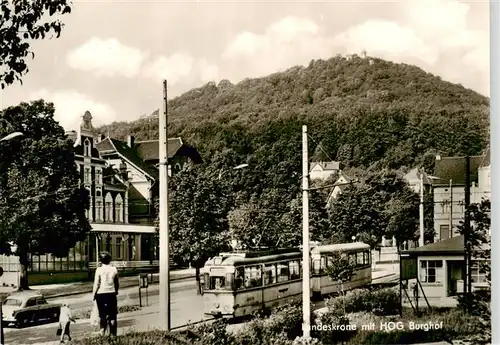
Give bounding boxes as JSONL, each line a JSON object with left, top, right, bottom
{"left": 159, "top": 80, "right": 171, "bottom": 330}
{"left": 449, "top": 179, "right": 453, "bottom": 235}
{"left": 419, "top": 169, "right": 425, "bottom": 247}
{"left": 301, "top": 125, "right": 311, "bottom": 338}
{"left": 464, "top": 156, "right": 471, "bottom": 297}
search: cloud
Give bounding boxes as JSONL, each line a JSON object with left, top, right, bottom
{"left": 332, "top": 20, "right": 439, "bottom": 65}
{"left": 142, "top": 52, "right": 220, "bottom": 87}
{"left": 29, "top": 89, "right": 117, "bottom": 130}
{"left": 66, "top": 38, "right": 148, "bottom": 78}
{"left": 221, "top": 1, "right": 489, "bottom": 95}
{"left": 222, "top": 16, "right": 334, "bottom": 80}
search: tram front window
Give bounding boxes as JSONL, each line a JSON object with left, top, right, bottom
{"left": 209, "top": 276, "right": 226, "bottom": 290}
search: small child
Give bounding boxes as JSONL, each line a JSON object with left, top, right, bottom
{"left": 59, "top": 303, "right": 76, "bottom": 343}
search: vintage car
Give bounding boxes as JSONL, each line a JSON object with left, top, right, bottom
{"left": 2, "top": 291, "right": 61, "bottom": 327}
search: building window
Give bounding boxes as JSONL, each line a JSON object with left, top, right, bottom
{"left": 439, "top": 225, "right": 450, "bottom": 241}
{"left": 96, "top": 169, "right": 102, "bottom": 185}
{"left": 115, "top": 194, "right": 123, "bottom": 222}
{"left": 471, "top": 263, "right": 487, "bottom": 283}
{"left": 105, "top": 193, "right": 113, "bottom": 222}
{"left": 96, "top": 200, "right": 102, "bottom": 222}
{"left": 115, "top": 237, "right": 122, "bottom": 259}
{"left": 83, "top": 167, "right": 91, "bottom": 184}
{"left": 420, "top": 260, "right": 443, "bottom": 283}
{"left": 84, "top": 139, "right": 91, "bottom": 157}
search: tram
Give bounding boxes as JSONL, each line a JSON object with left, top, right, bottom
{"left": 201, "top": 242, "right": 372, "bottom": 318}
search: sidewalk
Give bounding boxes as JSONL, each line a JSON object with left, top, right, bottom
{"left": 34, "top": 268, "right": 196, "bottom": 299}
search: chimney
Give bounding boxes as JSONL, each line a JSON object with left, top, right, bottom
{"left": 127, "top": 135, "right": 135, "bottom": 148}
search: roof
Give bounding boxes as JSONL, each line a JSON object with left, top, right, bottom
{"left": 479, "top": 147, "right": 490, "bottom": 168}
{"left": 96, "top": 138, "right": 159, "bottom": 180}
{"left": 326, "top": 171, "right": 356, "bottom": 203}
{"left": 402, "top": 235, "right": 490, "bottom": 256}
{"left": 310, "top": 161, "right": 340, "bottom": 172}
{"left": 134, "top": 139, "right": 203, "bottom": 164}
{"left": 102, "top": 166, "right": 127, "bottom": 190}
{"left": 204, "top": 251, "right": 302, "bottom": 267}
{"left": 311, "top": 242, "right": 370, "bottom": 254}
{"left": 433, "top": 155, "right": 486, "bottom": 186}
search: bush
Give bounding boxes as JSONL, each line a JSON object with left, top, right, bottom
{"left": 232, "top": 304, "right": 305, "bottom": 345}
{"left": 325, "top": 287, "right": 399, "bottom": 316}
{"left": 189, "top": 319, "right": 235, "bottom": 345}
{"left": 314, "top": 313, "right": 355, "bottom": 345}
{"left": 456, "top": 291, "right": 491, "bottom": 316}
{"left": 72, "top": 330, "right": 189, "bottom": 345}
{"left": 346, "top": 329, "right": 452, "bottom": 345}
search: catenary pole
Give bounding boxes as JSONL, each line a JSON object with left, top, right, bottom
{"left": 159, "top": 80, "right": 171, "bottom": 330}
{"left": 302, "top": 125, "right": 311, "bottom": 338}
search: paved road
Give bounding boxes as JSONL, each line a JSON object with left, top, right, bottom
{"left": 3, "top": 278, "right": 206, "bottom": 345}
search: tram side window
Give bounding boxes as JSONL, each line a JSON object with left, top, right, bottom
{"left": 363, "top": 251, "right": 370, "bottom": 265}
{"left": 348, "top": 253, "right": 356, "bottom": 266}
{"left": 234, "top": 267, "right": 244, "bottom": 290}
{"left": 290, "top": 261, "right": 300, "bottom": 280}
{"left": 244, "top": 265, "right": 262, "bottom": 288}
{"left": 357, "top": 252, "right": 364, "bottom": 266}
{"left": 313, "top": 259, "right": 321, "bottom": 275}
{"left": 327, "top": 255, "right": 334, "bottom": 267}
{"left": 277, "top": 262, "right": 289, "bottom": 283}
{"left": 264, "top": 264, "right": 277, "bottom": 285}
{"left": 321, "top": 256, "right": 327, "bottom": 274}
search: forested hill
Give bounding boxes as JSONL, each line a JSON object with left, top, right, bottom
{"left": 97, "top": 54, "right": 489, "bottom": 171}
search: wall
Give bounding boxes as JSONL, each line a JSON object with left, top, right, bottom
{"left": 434, "top": 178, "right": 491, "bottom": 242}
{"left": 415, "top": 255, "right": 452, "bottom": 300}
{"left": 433, "top": 186, "right": 465, "bottom": 241}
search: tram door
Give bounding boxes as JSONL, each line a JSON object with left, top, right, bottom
{"left": 263, "top": 262, "right": 292, "bottom": 309}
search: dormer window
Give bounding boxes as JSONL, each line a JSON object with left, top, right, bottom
{"left": 84, "top": 139, "right": 91, "bottom": 157}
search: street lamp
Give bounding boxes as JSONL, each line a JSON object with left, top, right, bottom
{"left": 218, "top": 163, "right": 249, "bottom": 180}
{"left": 0, "top": 131, "right": 23, "bottom": 345}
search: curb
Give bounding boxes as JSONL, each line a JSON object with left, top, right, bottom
{"left": 43, "top": 274, "right": 195, "bottom": 300}
{"left": 372, "top": 272, "right": 397, "bottom": 281}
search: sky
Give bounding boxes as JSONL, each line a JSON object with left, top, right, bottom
{"left": 0, "top": 0, "right": 490, "bottom": 131}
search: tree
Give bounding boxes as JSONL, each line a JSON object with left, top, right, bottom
{"left": 326, "top": 183, "right": 387, "bottom": 248}
{"left": 166, "top": 164, "right": 232, "bottom": 294}
{"left": 384, "top": 187, "right": 420, "bottom": 250}
{"left": 0, "top": 100, "right": 90, "bottom": 290}
{"left": 326, "top": 170, "right": 420, "bottom": 249}
{"left": 455, "top": 199, "right": 491, "bottom": 344}
{"left": 325, "top": 251, "right": 356, "bottom": 314}
{"left": 0, "top": 0, "right": 72, "bottom": 88}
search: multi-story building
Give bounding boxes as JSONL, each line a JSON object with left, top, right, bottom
{"left": 433, "top": 151, "right": 490, "bottom": 242}
{"left": 15, "top": 110, "right": 202, "bottom": 285}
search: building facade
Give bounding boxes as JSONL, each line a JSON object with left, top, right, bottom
{"left": 309, "top": 161, "right": 340, "bottom": 181}
{"left": 12, "top": 111, "right": 202, "bottom": 285}
{"left": 433, "top": 151, "right": 490, "bottom": 242}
